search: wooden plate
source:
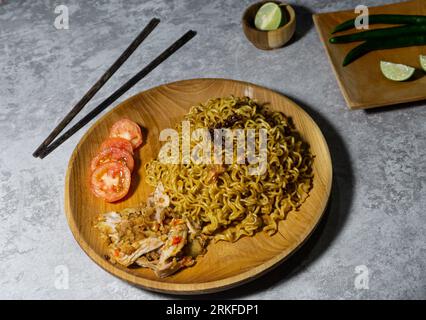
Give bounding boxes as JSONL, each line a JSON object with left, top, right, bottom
{"left": 65, "top": 78, "right": 332, "bottom": 294}
{"left": 313, "top": 0, "right": 426, "bottom": 110}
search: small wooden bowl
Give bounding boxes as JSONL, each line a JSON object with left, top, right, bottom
{"left": 242, "top": 1, "right": 296, "bottom": 50}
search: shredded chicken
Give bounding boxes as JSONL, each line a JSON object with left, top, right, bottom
{"left": 158, "top": 219, "right": 187, "bottom": 264}
{"left": 185, "top": 218, "right": 199, "bottom": 235}
{"left": 129, "top": 219, "right": 191, "bottom": 277}
{"left": 111, "top": 237, "right": 163, "bottom": 267}
{"left": 95, "top": 186, "right": 207, "bottom": 277}
{"left": 147, "top": 182, "right": 170, "bottom": 223}
{"left": 95, "top": 194, "right": 202, "bottom": 277}
{"left": 156, "top": 256, "right": 194, "bottom": 278}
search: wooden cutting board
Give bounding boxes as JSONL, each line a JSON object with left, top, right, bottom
{"left": 313, "top": 0, "right": 426, "bottom": 110}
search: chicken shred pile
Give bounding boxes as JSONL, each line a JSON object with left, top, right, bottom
{"left": 95, "top": 185, "right": 207, "bottom": 277}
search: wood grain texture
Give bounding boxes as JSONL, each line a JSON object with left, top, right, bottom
{"left": 242, "top": 2, "right": 296, "bottom": 50}
{"left": 313, "top": 0, "right": 426, "bottom": 110}
{"left": 64, "top": 78, "right": 332, "bottom": 294}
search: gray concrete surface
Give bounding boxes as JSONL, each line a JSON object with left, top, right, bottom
{"left": 0, "top": 0, "right": 425, "bottom": 300}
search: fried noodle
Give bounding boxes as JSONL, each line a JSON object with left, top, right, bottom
{"left": 145, "top": 96, "right": 314, "bottom": 242}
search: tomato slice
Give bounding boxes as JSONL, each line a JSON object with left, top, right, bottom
{"left": 90, "top": 162, "right": 131, "bottom": 202}
{"left": 100, "top": 137, "right": 133, "bottom": 155}
{"left": 90, "top": 147, "right": 134, "bottom": 172}
{"left": 110, "top": 119, "right": 143, "bottom": 149}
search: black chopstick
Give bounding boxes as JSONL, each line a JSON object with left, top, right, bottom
{"left": 38, "top": 30, "right": 197, "bottom": 159}
{"left": 32, "top": 18, "right": 160, "bottom": 158}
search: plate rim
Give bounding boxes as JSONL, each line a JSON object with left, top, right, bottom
{"left": 64, "top": 78, "right": 333, "bottom": 294}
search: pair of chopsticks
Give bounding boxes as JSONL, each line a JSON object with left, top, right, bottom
{"left": 33, "top": 18, "right": 196, "bottom": 159}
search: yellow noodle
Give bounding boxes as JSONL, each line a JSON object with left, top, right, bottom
{"left": 145, "top": 96, "right": 314, "bottom": 242}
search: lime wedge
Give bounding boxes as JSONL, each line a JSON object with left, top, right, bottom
{"left": 420, "top": 55, "right": 426, "bottom": 72}
{"left": 254, "top": 2, "right": 283, "bottom": 31}
{"left": 380, "top": 61, "right": 415, "bottom": 82}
